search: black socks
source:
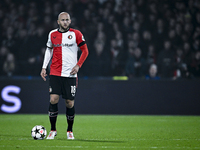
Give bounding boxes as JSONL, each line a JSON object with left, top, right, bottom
{"left": 48, "top": 103, "right": 75, "bottom": 132}
{"left": 66, "top": 106, "right": 75, "bottom": 132}
{"left": 48, "top": 103, "right": 58, "bottom": 131}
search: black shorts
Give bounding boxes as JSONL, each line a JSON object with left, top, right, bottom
{"left": 49, "top": 75, "right": 77, "bottom": 100}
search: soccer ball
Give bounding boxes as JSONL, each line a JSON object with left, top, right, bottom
{"left": 31, "top": 125, "right": 47, "bottom": 140}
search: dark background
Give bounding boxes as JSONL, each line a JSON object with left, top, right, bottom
{"left": 1, "top": 0, "right": 200, "bottom": 79}
{"left": 0, "top": 0, "right": 200, "bottom": 115}
{"left": 0, "top": 78, "right": 199, "bottom": 115}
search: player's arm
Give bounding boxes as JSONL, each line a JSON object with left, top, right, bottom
{"left": 40, "top": 47, "right": 53, "bottom": 81}
{"left": 70, "top": 43, "right": 89, "bottom": 75}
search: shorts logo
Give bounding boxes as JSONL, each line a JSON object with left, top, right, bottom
{"left": 49, "top": 87, "right": 52, "bottom": 93}
{"left": 68, "top": 35, "right": 72, "bottom": 39}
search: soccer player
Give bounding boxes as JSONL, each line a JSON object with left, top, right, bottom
{"left": 40, "top": 12, "right": 89, "bottom": 139}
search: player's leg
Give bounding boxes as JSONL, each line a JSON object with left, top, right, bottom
{"left": 49, "top": 94, "right": 59, "bottom": 131}
{"left": 47, "top": 75, "right": 61, "bottom": 139}
{"left": 47, "top": 94, "right": 59, "bottom": 139}
{"left": 65, "top": 99, "right": 75, "bottom": 139}
{"left": 66, "top": 99, "right": 75, "bottom": 131}
{"left": 62, "top": 77, "right": 76, "bottom": 139}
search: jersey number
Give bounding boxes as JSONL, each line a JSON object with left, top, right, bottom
{"left": 71, "top": 86, "right": 76, "bottom": 96}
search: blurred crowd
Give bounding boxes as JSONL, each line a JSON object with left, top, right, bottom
{"left": 0, "top": 0, "right": 200, "bottom": 79}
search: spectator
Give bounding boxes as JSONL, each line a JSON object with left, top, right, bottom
{"left": 132, "top": 32, "right": 142, "bottom": 49}
{"left": 188, "top": 51, "right": 200, "bottom": 78}
{"left": 192, "top": 39, "right": 200, "bottom": 51}
{"left": 110, "top": 39, "right": 125, "bottom": 76}
{"left": 145, "top": 64, "right": 160, "bottom": 80}
{"left": 183, "top": 42, "right": 192, "bottom": 64}
{"left": 115, "top": 31, "right": 124, "bottom": 50}
{"left": 174, "top": 48, "right": 189, "bottom": 79}
{"left": 157, "top": 40, "right": 175, "bottom": 78}
{"left": 132, "top": 21, "right": 141, "bottom": 34}
{"left": 141, "top": 30, "right": 152, "bottom": 57}
{"left": 193, "top": 27, "right": 200, "bottom": 41}
{"left": 0, "top": 46, "right": 9, "bottom": 76}
{"left": 122, "top": 16, "right": 132, "bottom": 36}
{"left": 174, "top": 23, "right": 183, "bottom": 46}
{"left": 146, "top": 14, "right": 157, "bottom": 31}
{"left": 125, "top": 47, "right": 146, "bottom": 78}
{"left": 146, "top": 44, "right": 156, "bottom": 68}
{"left": 153, "top": 19, "right": 166, "bottom": 51}
{"left": 3, "top": 53, "right": 15, "bottom": 77}
{"left": 168, "top": 29, "right": 177, "bottom": 47}
{"left": 89, "top": 31, "right": 110, "bottom": 76}
{"left": 2, "top": 26, "right": 16, "bottom": 54}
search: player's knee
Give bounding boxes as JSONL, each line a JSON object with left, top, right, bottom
{"left": 50, "top": 97, "right": 59, "bottom": 104}
{"left": 65, "top": 100, "right": 74, "bottom": 108}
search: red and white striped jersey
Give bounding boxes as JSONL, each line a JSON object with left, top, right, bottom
{"left": 46, "top": 28, "right": 86, "bottom": 77}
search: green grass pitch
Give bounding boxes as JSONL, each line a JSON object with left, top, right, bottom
{"left": 0, "top": 114, "right": 199, "bottom": 150}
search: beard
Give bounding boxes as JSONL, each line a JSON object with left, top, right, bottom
{"left": 60, "top": 24, "right": 69, "bottom": 31}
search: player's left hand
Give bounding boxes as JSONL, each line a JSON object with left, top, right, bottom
{"left": 70, "top": 65, "right": 80, "bottom": 75}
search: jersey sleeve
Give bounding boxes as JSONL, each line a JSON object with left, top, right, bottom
{"left": 46, "top": 32, "right": 53, "bottom": 48}
{"left": 74, "top": 29, "right": 88, "bottom": 68}
{"left": 77, "top": 44, "right": 89, "bottom": 68}
{"left": 42, "top": 47, "right": 53, "bottom": 69}
{"left": 74, "top": 29, "right": 86, "bottom": 47}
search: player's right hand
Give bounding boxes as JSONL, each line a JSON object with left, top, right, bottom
{"left": 40, "top": 68, "right": 47, "bottom": 81}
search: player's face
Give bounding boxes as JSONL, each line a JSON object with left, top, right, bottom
{"left": 57, "top": 13, "right": 71, "bottom": 31}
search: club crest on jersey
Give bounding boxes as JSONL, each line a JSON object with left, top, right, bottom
{"left": 68, "top": 35, "right": 72, "bottom": 39}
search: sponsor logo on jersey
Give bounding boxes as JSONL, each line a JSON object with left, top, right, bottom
{"left": 53, "top": 43, "right": 73, "bottom": 47}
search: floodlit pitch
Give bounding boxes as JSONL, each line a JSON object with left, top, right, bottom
{"left": 0, "top": 114, "right": 199, "bottom": 149}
